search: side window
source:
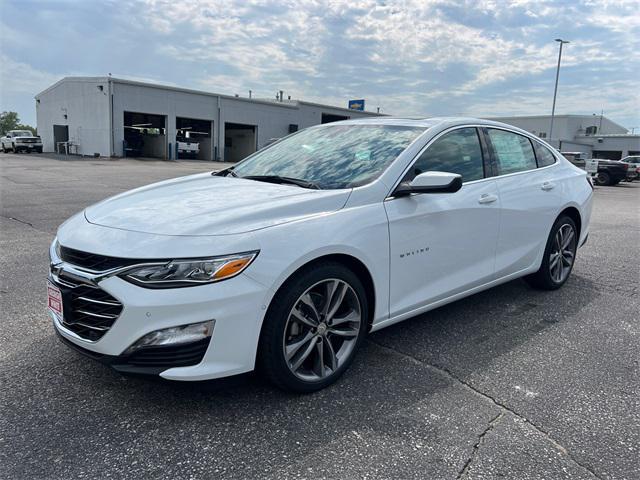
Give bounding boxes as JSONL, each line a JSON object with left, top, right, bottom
{"left": 410, "top": 128, "right": 484, "bottom": 182}
{"left": 534, "top": 143, "right": 557, "bottom": 167}
{"left": 487, "top": 129, "right": 537, "bottom": 175}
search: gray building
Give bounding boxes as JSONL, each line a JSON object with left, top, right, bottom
{"left": 489, "top": 114, "right": 640, "bottom": 160}
{"left": 36, "top": 77, "right": 380, "bottom": 161}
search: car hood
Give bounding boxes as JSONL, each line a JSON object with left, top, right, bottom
{"left": 84, "top": 173, "right": 351, "bottom": 236}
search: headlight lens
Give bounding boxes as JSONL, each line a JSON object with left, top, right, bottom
{"left": 121, "top": 251, "right": 258, "bottom": 288}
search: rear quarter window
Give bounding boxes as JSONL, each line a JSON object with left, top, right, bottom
{"left": 534, "top": 143, "right": 557, "bottom": 167}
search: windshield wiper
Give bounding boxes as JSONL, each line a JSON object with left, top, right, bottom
{"left": 242, "top": 175, "right": 320, "bottom": 189}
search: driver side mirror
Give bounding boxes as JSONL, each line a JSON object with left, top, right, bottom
{"left": 393, "top": 171, "right": 463, "bottom": 197}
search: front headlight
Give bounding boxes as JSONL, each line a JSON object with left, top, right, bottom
{"left": 121, "top": 251, "right": 258, "bottom": 288}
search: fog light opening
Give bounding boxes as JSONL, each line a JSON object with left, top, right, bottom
{"left": 123, "top": 320, "right": 215, "bottom": 356}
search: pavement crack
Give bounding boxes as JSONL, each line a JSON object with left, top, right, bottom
{"left": 0, "top": 214, "right": 49, "bottom": 234}
{"left": 1, "top": 214, "right": 34, "bottom": 227}
{"left": 368, "top": 339, "right": 604, "bottom": 480}
{"left": 457, "top": 411, "right": 504, "bottom": 479}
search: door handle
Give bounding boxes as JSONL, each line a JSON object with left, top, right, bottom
{"left": 478, "top": 193, "right": 498, "bottom": 204}
{"left": 541, "top": 181, "right": 555, "bottom": 191}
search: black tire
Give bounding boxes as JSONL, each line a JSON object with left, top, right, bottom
{"left": 11, "top": 143, "right": 17, "bottom": 153}
{"left": 258, "top": 261, "right": 369, "bottom": 393}
{"left": 594, "top": 171, "right": 611, "bottom": 186}
{"left": 1, "top": 145, "right": 7, "bottom": 153}
{"left": 35, "top": 147, "right": 43, "bottom": 154}
{"left": 525, "top": 215, "right": 578, "bottom": 290}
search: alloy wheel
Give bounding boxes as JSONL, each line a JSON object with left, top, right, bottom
{"left": 549, "top": 223, "right": 576, "bottom": 283}
{"left": 283, "top": 278, "right": 362, "bottom": 381}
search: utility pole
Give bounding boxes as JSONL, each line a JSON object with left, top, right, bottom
{"left": 549, "top": 38, "right": 569, "bottom": 142}
{"left": 599, "top": 109, "right": 603, "bottom": 132}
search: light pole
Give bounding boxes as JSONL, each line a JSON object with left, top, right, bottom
{"left": 549, "top": 38, "right": 569, "bottom": 142}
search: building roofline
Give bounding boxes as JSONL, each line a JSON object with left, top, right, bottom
{"left": 36, "top": 76, "right": 381, "bottom": 116}
{"left": 488, "top": 114, "right": 627, "bottom": 131}
{"left": 575, "top": 133, "right": 640, "bottom": 138}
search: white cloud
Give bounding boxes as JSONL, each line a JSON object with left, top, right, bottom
{"left": 0, "top": 55, "right": 59, "bottom": 99}
{"left": 1, "top": 0, "right": 638, "bottom": 126}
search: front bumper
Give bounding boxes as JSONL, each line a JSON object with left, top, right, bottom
{"left": 50, "top": 246, "right": 269, "bottom": 381}
{"left": 55, "top": 327, "right": 212, "bottom": 375}
{"left": 15, "top": 142, "right": 42, "bottom": 149}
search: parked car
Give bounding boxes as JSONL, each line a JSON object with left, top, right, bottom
{"left": 48, "top": 118, "right": 593, "bottom": 392}
{"left": 1, "top": 130, "right": 43, "bottom": 153}
{"left": 592, "top": 159, "right": 629, "bottom": 186}
{"left": 621, "top": 155, "right": 640, "bottom": 181}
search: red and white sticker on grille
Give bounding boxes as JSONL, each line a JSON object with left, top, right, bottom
{"left": 47, "top": 281, "right": 63, "bottom": 317}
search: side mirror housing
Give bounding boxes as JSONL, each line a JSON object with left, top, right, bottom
{"left": 394, "top": 171, "right": 463, "bottom": 197}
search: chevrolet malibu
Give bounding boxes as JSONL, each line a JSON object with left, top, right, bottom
{"left": 49, "top": 117, "right": 593, "bottom": 392}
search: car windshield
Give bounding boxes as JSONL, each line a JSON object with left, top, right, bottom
{"left": 12, "top": 131, "right": 33, "bottom": 137}
{"left": 232, "top": 124, "right": 425, "bottom": 189}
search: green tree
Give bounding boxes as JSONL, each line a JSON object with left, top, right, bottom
{"left": 0, "top": 111, "right": 36, "bottom": 135}
{"left": 0, "top": 111, "right": 19, "bottom": 135}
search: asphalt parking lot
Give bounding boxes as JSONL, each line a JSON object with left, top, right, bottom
{"left": 1, "top": 153, "right": 638, "bottom": 479}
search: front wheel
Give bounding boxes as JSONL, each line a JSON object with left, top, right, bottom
{"left": 258, "top": 262, "right": 368, "bottom": 393}
{"left": 525, "top": 215, "right": 578, "bottom": 290}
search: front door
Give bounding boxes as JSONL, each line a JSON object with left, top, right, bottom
{"left": 385, "top": 127, "right": 500, "bottom": 318}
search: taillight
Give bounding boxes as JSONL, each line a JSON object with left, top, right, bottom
{"left": 586, "top": 176, "right": 594, "bottom": 190}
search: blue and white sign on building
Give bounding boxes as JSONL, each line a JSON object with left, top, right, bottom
{"left": 348, "top": 99, "right": 365, "bottom": 111}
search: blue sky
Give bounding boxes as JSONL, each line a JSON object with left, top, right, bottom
{"left": 1, "top": 0, "right": 638, "bottom": 130}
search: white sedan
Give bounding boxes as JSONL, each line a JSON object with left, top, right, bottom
{"left": 49, "top": 117, "right": 593, "bottom": 392}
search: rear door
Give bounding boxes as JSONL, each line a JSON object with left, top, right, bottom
{"left": 483, "top": 128, "right": 562, "bottom": 277}
{"left": 385, "top": 127, "right": 500, "bottom": 317}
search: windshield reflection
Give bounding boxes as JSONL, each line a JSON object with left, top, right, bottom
{"left": 233, "top": 125, "right": 425, "bottom": 189}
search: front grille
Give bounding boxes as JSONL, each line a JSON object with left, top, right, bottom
{"left": 54, "top": 274, "right": 123, "bottom": 341}
{"left": 59, "top": 245, "right": 141, "bottom": 271}
{"left": 122, "top": 339, "right": 210, "bottom": 368}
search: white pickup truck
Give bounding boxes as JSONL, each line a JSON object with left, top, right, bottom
{"left": 176, "top": 136, "right": 199, "bottom": 159}
{"left": 1, "top": 130, "right": 43, "bottom": 153}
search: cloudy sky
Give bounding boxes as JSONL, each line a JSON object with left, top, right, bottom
{"left": 1, "top": 0, "right": 639, "bottom": 129}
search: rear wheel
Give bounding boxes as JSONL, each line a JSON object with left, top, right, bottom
{"left": 259, "top": 262, "right": 368, "bottom": 393}
{"left": 594, "top": 171, "right": 611, "bottom": 186}
{"left": 525, "top": 215, "right": 578, "bottom": 290}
